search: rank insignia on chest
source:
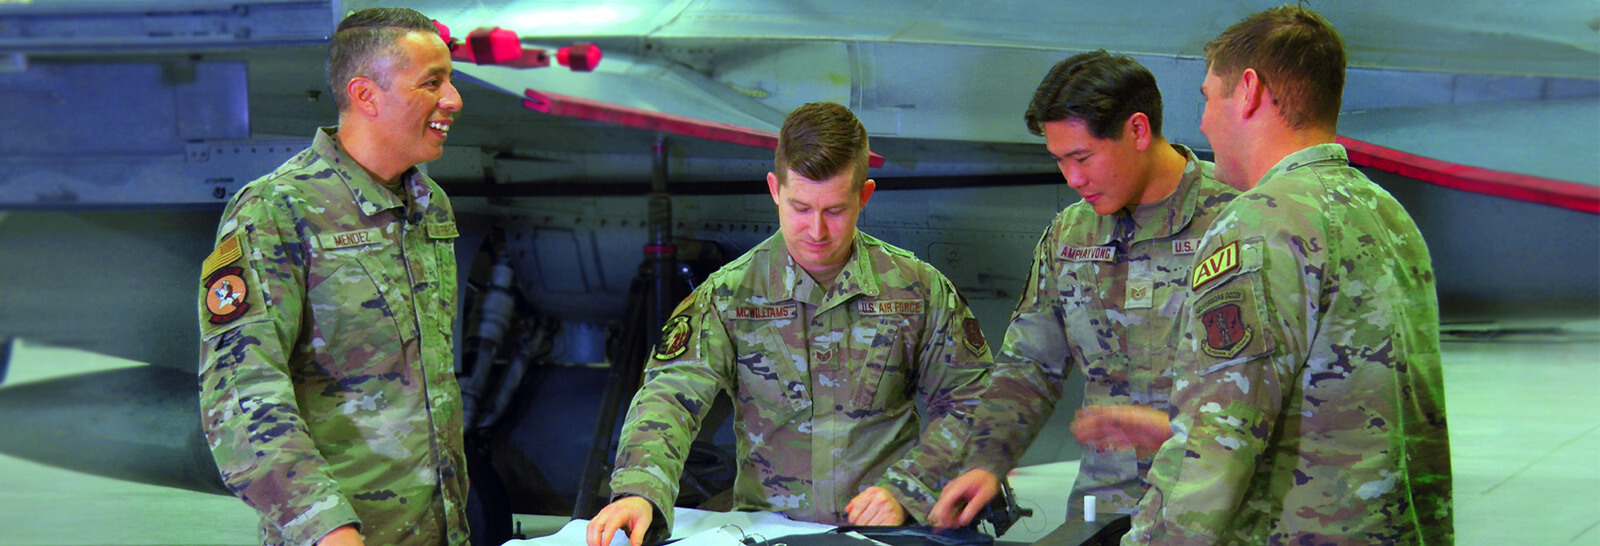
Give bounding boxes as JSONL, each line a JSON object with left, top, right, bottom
{"left": 858, "top": 299, "right": 924, "bottom": 316}
{"left": 1198, "top": 290, "right": 1253, "bottom": 359}
{"left": 653, "top": 315, "right": 693, "bottom": 360}
{"left": 204, "top": 266, "right": 252, "bottom": 324}
{"left": 1126, "top": 279, "right": 1154, "bottom": 309}
{"left": 1191, "top": 241, "right": 1239, "bottom": 289}
{"left": 814, "top": 347, "right": 834, "bottom": 364}
{"left": 732, "top": 304, "right": 797, "bottom": 320}
{"left": 1061, "top": 245, "right": 1116, "bottom": 262}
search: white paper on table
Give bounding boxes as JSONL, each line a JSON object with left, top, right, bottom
{"left": 502, "top": 508, "right": 835, "bottom": 546}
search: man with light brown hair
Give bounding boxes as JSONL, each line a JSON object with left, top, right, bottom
{"left": 1075, "top": 5, "right": 1454, "bottom": 544}
{"left": 587, "top": 102, "right": 993, "bottom": 546}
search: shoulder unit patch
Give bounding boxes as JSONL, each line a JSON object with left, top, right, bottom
{"left": 653, "top": 315, "right": 693, "bottom": 360}
{"left": 204, "top": 266, "right": 252, "bottom": 324}
{"left": 962, "top": 317, "right": 987, "bottom": 355}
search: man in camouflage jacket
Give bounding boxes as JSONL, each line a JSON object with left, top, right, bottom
{"left": 588, "top": 103, "right": 993, "bottom": 546}
{"left": 1075, "top": 6, "right": 1453, "bottom": 544}
{"left": 197, "top": 8, "right": 469, "bottom": 546}
{"left": 930, "top": 51, "right": 1240, "bottom": 528}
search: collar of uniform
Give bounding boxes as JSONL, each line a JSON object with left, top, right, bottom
{"left": 1122, "top": 144, "right": 1207, "bottom": 243}
{"left": 763, "top": 232, "right": 881, "bottom": 305}
{"left": 1265, "top": 142, "right": 1349, "bottom": 179}
{"left": 1095, "top": 144, "right": 1205, "bottom": 245}
{"left": 313, "top": 126, "right": 409, "bottom": 217}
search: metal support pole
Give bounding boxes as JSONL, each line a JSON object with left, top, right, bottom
{"left": 573, "top": 135, "right": 676, "bottom": 519}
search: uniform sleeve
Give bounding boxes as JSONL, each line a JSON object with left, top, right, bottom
{"left": 1128, "top": 223, "right": 1312, "bottom": 542}
{"left": 874, "top": 274, "right": 995, "bottom": 522}
{"left": 197, "top": 196, "right": 360, "bottom": 546}
{"left": 608, "top": 288, "right": 731, "bottom": 530}
{"left": 965, "top": 227, "right": 1073, "bottom": 476}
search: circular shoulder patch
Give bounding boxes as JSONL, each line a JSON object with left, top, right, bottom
{"left": 653, "top": 315, "right": 693, "bottom": 361}
{"left": 204, "top": 266, "right": 252, "bottom": 324}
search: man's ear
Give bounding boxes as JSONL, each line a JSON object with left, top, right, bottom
{"left": 346, "top": 77, "right": 380, "bottom": 118}
{"left": 1238, "top": 68, "right": 1266, "bottom": 120}
{"left": 858, "top": 178, "right": 875, "bottom": 208}
{"left": 1126, "top": 112, "right": 1153, "bottom": 152}
{"left": 767, "top": 171, "right": 782, "bottom": 205}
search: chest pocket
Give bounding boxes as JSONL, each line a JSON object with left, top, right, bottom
{"left": 306, "top": 241, "right": 405, "bottom": 379}
{"left": 847, "top": 310, "right": 916, "bottom": 410}
{"left": 1055, "top": 259, "right": 1126, "bottom": 365}
{"left": 729, "top": 308, "right": 812, "bottom": 423}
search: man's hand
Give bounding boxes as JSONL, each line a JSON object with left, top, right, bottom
{"left": 587, "top": 496, "right": 654, "bottom": 546}
{"left": 317, "top": 525, "right": 363, "bottom": 546}
{"left": 845, "top": 486, "right": 906, "bottom": 526}
{"left": 1071, "top": 405, "right": 1172, "bottom": 458}
{"left": 927, "top": 468, "right": 998, "bottom": 530}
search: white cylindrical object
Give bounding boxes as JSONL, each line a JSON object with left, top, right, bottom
{"left": 1084, "top": 496, "right": 1097, "bottom": 522}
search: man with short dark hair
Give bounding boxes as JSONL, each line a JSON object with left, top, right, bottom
{"left": 1075, "top": 5, "right": 1454, "bottom": 543}
{"left": 587, "top": 102, "right": 993, "bottom": 546}
{"left": 197, "top": 7, "right": 467, "bottom": 546}
{"left": 927, "top": 50, "right": 1237, "bottom": 528}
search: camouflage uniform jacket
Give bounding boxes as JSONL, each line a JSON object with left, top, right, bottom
{"left": 969, "top": 146, "right": 1237, "bottom": 518}
{"left": 1126, "top": 144, "right": 1453, "bottom": 544}
{"left": 609, "top": 231, "right": 993, "bottom": 527}
{"left": 197, "top": 127, "right": 469, "bottom": 546}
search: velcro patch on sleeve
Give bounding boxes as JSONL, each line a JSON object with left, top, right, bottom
{"left": 1191, "top": 241, "right": 1240, "bottom": 290}
{"left": 962, "top": 317, "right": 988, "bottom": 356}
{"left": 201, "top": 234, "right": 243, "bottom": 279}
{"left": 203, "top": 266, "right": 253, "bottom": 324}
{"left": 653, "top": 315, "right": 694, "bottom": 360}
{"left": 1193, "top": 285, "right": 1270, "bottom": 363}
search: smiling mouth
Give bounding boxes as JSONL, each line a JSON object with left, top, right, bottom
{"left": 428, "top": 121, "right": 451, "bottom": 135}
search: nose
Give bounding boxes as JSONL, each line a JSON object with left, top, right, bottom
{"left": 807, "top": 211, "right": 827, "bottom": 240}
{"left": 440, "top": 79, "right": 463, "bottom": 112}
{"left": 1062, "top": 164, "right": 1087, "bottom": 189}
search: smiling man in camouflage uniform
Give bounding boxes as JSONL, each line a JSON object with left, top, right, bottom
{"left": 587, "top": 102, "right": 994, "bottom": 546}
{"left": 927, "top": 51, "right": 1238, "bottom": 529}
{"left": 1074, "top": 6, "right": 1453, "bottom": 544}
{"left": 196, "top": 8, "right": 468, "bottom": 546}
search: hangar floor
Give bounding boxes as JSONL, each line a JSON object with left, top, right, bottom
{"left": 0, "top": 312, "right": 1595, "bottom": 545}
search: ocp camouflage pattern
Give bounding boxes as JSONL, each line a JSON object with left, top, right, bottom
{"left": 609, "top": 232, "right": 993, "bottom": 527}
{"left": 968, "top": 146, "right": 1237, "bottom": 518}
{"left": 197, "top": 127, "right": 469, "bottom": 546}
{"left": 1126, "top": 144, "right": 1453, "bottom": 544}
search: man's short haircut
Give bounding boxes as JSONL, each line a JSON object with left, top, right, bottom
{"left": 1024, "top": 50, "right": 1164, "bottom": 140}
{"left": 1204, "top": 4, "right": 1346, "bottom": 130}
{"left": 327, "top": 7, "right": 439, "bottom": 112}
{"left": 774, "top": 102, "right": 871, "bottom": 191}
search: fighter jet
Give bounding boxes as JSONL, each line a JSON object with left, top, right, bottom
{"left": 1, "top": 0, "right": 1595, "bottom": 543}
